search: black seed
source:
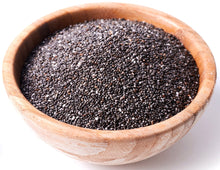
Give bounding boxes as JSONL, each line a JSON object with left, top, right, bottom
{"left": 20, "top": 19, "right": 199, "bottom": 130}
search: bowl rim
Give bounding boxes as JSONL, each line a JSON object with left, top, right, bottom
{"left": 2, "top": 2, "right": 216, "bottom": 142}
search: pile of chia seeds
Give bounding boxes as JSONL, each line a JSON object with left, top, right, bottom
{"left": 20, "top": 19, "right": 199, "bottom": 130}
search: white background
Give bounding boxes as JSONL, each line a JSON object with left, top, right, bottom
{"left": 0, "top": 0, "right": 219, "bottom": 169}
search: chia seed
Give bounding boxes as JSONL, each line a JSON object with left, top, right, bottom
{"left": 20, "top": 19, "right": 199, "bottom": 130}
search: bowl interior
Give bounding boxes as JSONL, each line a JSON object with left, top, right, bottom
{"left": 4, "top": 3, "right": 216, "bottom": 138}
{"left": 13, "top": 4, "right": 215, "bottom": 92}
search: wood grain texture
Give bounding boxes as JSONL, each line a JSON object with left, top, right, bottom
{"left": 2, "top": 3, "right": 216, "bottom": 165}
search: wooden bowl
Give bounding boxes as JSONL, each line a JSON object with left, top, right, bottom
{"left": 2, "top": 3, "right": 216, "bottom": 165}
